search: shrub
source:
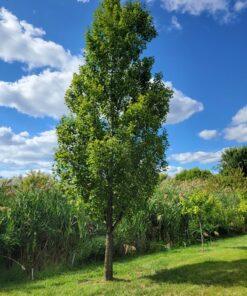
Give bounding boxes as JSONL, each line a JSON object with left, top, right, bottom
{"left": 175, "top": 168, "right": 212, "bottom": 181}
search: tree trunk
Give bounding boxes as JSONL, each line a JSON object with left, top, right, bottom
{"left": 104, "top": 230, "right": 113, "bottom": 281}
{"left": 104, "top": 194, "right": 114, "bottom": 281}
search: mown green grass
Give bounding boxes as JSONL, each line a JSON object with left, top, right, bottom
{"left": 0, "top": 235, "right": 246, "bottom": 295}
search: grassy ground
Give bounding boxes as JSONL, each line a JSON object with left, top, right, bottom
{"left": 0, "top": 235, "right": 246, "bottom": 296}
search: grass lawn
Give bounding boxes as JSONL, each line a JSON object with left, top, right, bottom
{"left": 0, "top": 235, "right": 246, "bottom": 295}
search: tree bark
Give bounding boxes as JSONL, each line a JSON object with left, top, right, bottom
{"left": 104, "top": 230, "right": 113, "bottom": 281}
{"left": 104, "top": 195, "right": 114, "bottom": 281}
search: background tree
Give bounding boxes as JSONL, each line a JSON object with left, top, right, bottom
{"left": 175, "top": 168, "right": 212, "bottom": 181}
{"left": 220, "top": 146, "right": 247, "bottom": 177}
{"left": 55, "top": 0, "right": 171, "bottom": 281}
{"left": 181, "top": 191, "right": 220, "bottom": 251}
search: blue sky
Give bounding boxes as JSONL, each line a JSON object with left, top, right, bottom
{"left": 0, "top": 0, "right": 246, "bottom": 177}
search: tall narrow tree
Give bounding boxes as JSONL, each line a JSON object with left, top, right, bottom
{"left": 55, "top": 0, "right": 172, "bottom": 281}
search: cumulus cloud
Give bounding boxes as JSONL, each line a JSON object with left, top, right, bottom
{"left": 224, "top": 105, "right": 247, "bottom": 143}
{"left": 0, "top": 7, "right": 82, "bottom": 118}
{"left": 0, "top": 68, "right": 73, "bottom": 118}
{"left": 0, "top": 127, "right": 29, "bottom": 145}
{"left": 0, "top": 127, "right": 57, "bottom": 178}
{"left": 160, "top": 0, "right": 247, "bottom": 22}
{"left": 161, "top": 0, "right": 229, "bottom": 16}
{"left": 198, "top": 129, "right": 218, "bottom": 140}
{"left": 0, "top": 8, "right": 79, "bottom": 70}
{"left": 166, "top": 82, "right": 204, "bottom": 124}
{"left": 170, "top": 149, "right": 225, "bottom": 164}
{"left": 224, "top": 124, "right": 247, "bottom": 143}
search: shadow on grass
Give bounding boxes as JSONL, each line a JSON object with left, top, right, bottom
{"left": 145, "top": 259, "right": 247, "bottom": 287}
{"left": 0, "top": 262, "right": 101, "bottom": 292}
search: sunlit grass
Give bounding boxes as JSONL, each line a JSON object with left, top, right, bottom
{"left": 1, "top": 235, "right": 246, "bottom": 295}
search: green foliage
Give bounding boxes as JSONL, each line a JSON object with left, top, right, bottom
{"left": 181, "top": 191, "right": 218, "bottom": 219}
{"left": 0, "top": 168, "right": 246, "bottom": 273}
{"left": 147, "top": 174, "right": 246, "bottom": 245}
{"left": 55, "top": 0, "right": 171, "bottom": 227}
{"left": 220, "top": 146, "right": 247, "bottom": 177}
{"left": 158, "top": 173, "right": 167, "bottom": 182}
{"left": 175, "top": 167, "right": 212, "bottom": 181}
{"left": 115, "top": 210, "right": 150, "bottom": 252}
{"left": 149, "top": 180, "right": 184, "bottom": 244}
{"left": 181, "top": 190, "right": 220, "bottom": 247}
{"left": 0, "top": 173, "right": 91, "bottom": 271}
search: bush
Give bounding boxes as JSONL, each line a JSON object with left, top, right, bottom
{"left": 175, "top": 168, "right": 212, "bottom": 181}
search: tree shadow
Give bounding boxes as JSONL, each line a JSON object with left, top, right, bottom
{"left": 145, "top": 259, "right": 247, "bottom": 287}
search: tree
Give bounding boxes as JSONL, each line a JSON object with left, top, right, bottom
{"left": 55, "top": 0, "right": 171, "bottom": 281}
{"left": 220, "top": 146, "right": 247, "bottom": 177}
{"left": 175, "top": 167, "right": 212, "bottom": 181}
{"left": 181, "top": 191, "right": 219, "bottom": 251}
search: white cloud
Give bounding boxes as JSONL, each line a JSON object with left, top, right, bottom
{"left": 0, "top": 8, "right": 79, "bottom": 70}
{"left": 0, "top": 126, "right": 29, "bottom": 145}
{"left": 0, "top": 68, "right": 74, "bottom": 118}
{"left": 166, "top": 165, "right": 184, "bottom": 176}
{"left": 234, "top": 0, "right": 247, "bottom": 12}
{"left": 161, "top": 0, "right": 229, "bottom": 16}
{"left": 0, "top": 128, "right": 57, "bottom": 178}
{"left": 77, "top": 0, "right": 91, "bottom": 3}
{"left": 166, "top": 82, "right": 204, "bottom": 124}
{"left": 170, "top": 149, "right": 225, "bottom": 164}
{"left": 170, "top": 16, "right": 182, "bottom": 30}
{"left": 224, "top": 124, "right": 247, "bottom": 143}
{"left": 0, "top": 8, "right": 82, "bottom": 118}
{"left": 232, "top": 105, "right": 247, "bottom": 125}
{"left": 198, "top": 129, "right": 218, "bottom": 140}
{"left": 160, "top": 0, "right": 247, "bottom": 22}
{"left": 224, "top": 105, "right": 247, "bottom": 143}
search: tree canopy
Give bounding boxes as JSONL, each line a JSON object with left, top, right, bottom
{"left": 220, "top": 146, "right": 247, "bottom": 177}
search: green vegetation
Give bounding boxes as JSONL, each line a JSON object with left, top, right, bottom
{"left": 175, "top": 167, "right": 212, "bottom": 181}
{"left": 55, "top": 0, "right": 171, "bottom": 280}
{"left": 220, "top": 146, "right": 247, "bottom": 177}
{"left": 0, "top": 235, "right": 246, "bottom": 295}
{"left": 1, "top": 169, "right": 246, "bottom": 277}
